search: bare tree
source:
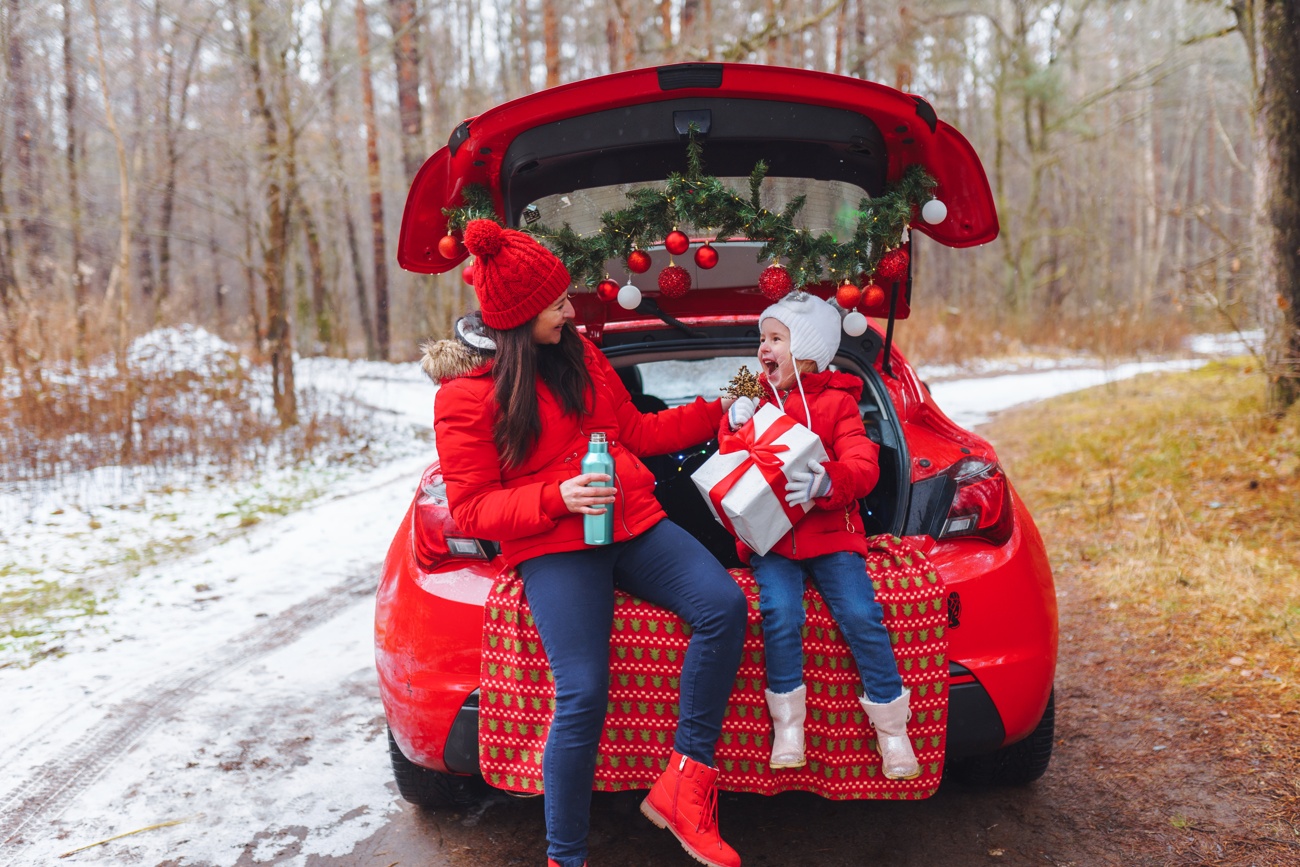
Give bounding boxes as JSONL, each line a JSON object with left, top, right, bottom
{"left": 389, "top": 0, "right": 424, "bottom": 183}
{"left": 61, "top": 0, "right": 89, "bottom": 361}
{"left": 356, "top": 0, "right": 391, "bottom": 359}
{"left": 1231, "top": 0, "right": 1300, "bottom": 410}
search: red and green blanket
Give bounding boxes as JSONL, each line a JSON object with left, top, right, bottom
{"left": 479, "top": 535, "right": 947, "bottom": 800}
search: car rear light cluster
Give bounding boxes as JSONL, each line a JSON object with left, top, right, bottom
{"left": 937, "top": 457, "right": 1014, "bottom": 546}
{"left": 412, "top": 473, "right": 495, "bottom": 571}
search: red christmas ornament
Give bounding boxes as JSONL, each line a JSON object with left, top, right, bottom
{"left": 461, "top": 264, "right": 476, "bottom": 285}
{"left": 627, "top": 250, "right": 652, "bottom": 274}
{"left": 657, "top": 264, "right": 691, "bottom": 298}
{"left": 596, "top": 279, "right": 620, "bottom": 302}
{"left": 758, "top": 264, "right": 793, "bottom": 301}
{"left": 694, "top": 243, "right": 719, "bottom": 270}
{"left": 438, "top": 233, "right": 464, "bottom": 259}
{"left": 665, "top": 230, "right": 690, "bottom": 256}
{"left": 876, "top": 248, "right": 910, "bottom": 283}
{"left": 858, "top": 283, "right": 887, "bottom": 312}
{"left": 835, "top": 280, "right": 863, "bottom": 308}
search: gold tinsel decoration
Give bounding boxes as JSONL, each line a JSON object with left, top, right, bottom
{"left": 722, "top": 366, "right": 767, "bottom": 400}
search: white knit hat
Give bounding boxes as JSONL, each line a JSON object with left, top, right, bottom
{"left": 759, "top": 292, "right": 842, "bottom": 373}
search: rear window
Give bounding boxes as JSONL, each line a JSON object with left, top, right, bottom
{"left": 525, "top": 177, "right": 872, "bottom": 242}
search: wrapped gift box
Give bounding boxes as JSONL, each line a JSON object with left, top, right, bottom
{"left": 691, "top": 403, "right": 828, "bottom": 555}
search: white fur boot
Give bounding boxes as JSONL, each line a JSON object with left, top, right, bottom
{"left": 860, "top": 688, "right": 921, "bottom": 780}
{"left": 765, "top": 685, "right": 807, "bottom": 769}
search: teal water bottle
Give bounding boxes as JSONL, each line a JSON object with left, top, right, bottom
{"left": 582, "top": 432, "right": 615, "bottom": 545}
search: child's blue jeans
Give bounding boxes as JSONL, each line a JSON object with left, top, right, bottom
{"left": 751, "top": 550, "right": 904, "bottom": 702}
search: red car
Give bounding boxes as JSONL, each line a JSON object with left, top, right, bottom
{"left": 377, "top": 63, "right": 1057, "bottom": 807}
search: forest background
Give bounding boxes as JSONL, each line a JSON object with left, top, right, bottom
{"left": 1, "top": 0, "right": 1293, "bottom": 447}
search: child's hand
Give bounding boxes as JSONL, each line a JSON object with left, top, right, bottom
{"left": 785, "top": 458, "right": 830, "bottom": 505}
{"left": 727, "top": 396, "right": 758, "bottom": 430}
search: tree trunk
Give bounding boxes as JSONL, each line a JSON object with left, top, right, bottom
{"left": 543, "top": 0, "right": 561, "bottom": 87}
{"left": 88, "top": 0, "right": 132, "bottom": 375}
{"left": 156, "top": 20, "right": 206, "bottom": 324}
{"left": 1244, "top": 0, "right": 1300, "bottom": 411}
{"left": 62, "top": 0, "right": 89, "bottom": 362}
{"left": 7, "top": 0, "right": 43, "bottom": 288}
{"left": 245, "top": 0, "right": 297, "bottom": 426}
{"left": 320, "top": 0, "right": 377, "bottom": 358}
{"left": 356, "top": 0, "right": 390, "bottom": 360}
{"left": 388, "top": 0, "right": 424, "bottom": 183}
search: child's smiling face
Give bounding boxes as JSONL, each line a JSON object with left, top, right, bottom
{"left": 758, "top": 319, "right": 799, "bottom": 391}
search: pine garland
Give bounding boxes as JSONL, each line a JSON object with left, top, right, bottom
{"left": 444, "top": 133, "right": 936, "bottom": 290}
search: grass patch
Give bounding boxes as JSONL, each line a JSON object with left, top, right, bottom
{"left": 0, "top": 579, "right": 110, "bottom": 667}
{"left": 988, "top": 359, "right": 1300, "bottom": 699}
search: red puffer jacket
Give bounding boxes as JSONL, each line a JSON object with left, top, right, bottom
{"left": 730, "top": 369, "right": 881, "bottom": 562}
{"left": 432, "top": 336, "right": 724, "bottom": 567}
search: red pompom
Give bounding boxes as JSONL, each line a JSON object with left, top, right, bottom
{"left": 758, "top": 264, "right": 793, "bottom": 301}
{"left": 665, "top": 230, "right": 690, "bottom": 256}
{"left": 858, "top": 283, "right": 887, "bottom": 312}
{"left": 657, "top": 264, "right": 691, "bottom": 298}
{"left": 627, "top": 250, "right": 652, "bottom": 274}
{"left": 876, "top": 248, "right": 910, "bottom": 283}
{"left": 694, "top": 243, "right": 718, "bottom": 270}
{"left": 462, "top": 219, "right": 504, "bottom": 258}
{"left": 461, "top": 264, "right": 476, "bottom": 285}
{"left": 438, "top": 233, "right": 464, "bottom": 259}
{"left": 596, "top": 279, "right": 620, "bottom": 302}
{"left": 835, "top": 280, "right": 863, "bottom": 308}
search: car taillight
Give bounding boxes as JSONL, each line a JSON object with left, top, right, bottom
{"left": 412, "top": 474, "right": 494, "bottom": 570}
{"left": 938, "top": 458, "right": 1014, "bottom": 546}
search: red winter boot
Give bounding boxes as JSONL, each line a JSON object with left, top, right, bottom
{"left": 640, "top": 750, "right": 741, "bottom": 867}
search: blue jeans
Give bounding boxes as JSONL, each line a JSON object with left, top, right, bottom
{"left": 751, "top": 550, "right": 904, "bottom": 703}
{"left": 518, "top": 519, "right": 747, "bottom": 867}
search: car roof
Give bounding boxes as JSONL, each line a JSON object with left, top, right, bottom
{"left": 398, "top": 63, "right": 998, "bottom": 277}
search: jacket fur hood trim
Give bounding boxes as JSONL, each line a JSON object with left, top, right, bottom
{"left": 420, "top": 338, "right": 492, "bottom": 383}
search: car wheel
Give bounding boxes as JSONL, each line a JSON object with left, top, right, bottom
{"left": 388, "top": 727, "right": 487, "bottom": 808}
{"left": 949, "top": 689, "right": 1054, "bottom": 787}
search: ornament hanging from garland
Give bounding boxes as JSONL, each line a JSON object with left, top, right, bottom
{"left": 664, "top": 230, "right": 690, "bottom": 256}
{"left": 835, "top": 280, "right": 863, "bottom": 308}
{"left": 438, "top": 233, "right": 464, "bottom": 259}
{"left": 875, "top": 248, "right": 910, "bottom": 283}
{"left": 461, "top": 264, "right": 476, "bottom": 285}
{"left": 842, "top": 310, "right": 868, "bottom": 336}
{"left": 921, "top": 198, "right": 948, "bottom": 224}
{"left": 627, "top": 250, "right": 652, "bottom": 274}
{"left": 617, "top": 281, "right": 642, "bottom": 310}
{"left": 694, "top": 243, "right": 718, "bottom": 270}
{"left": 658, "top": 264, "right": 691, "bottom": 298}
{"left": 758, "top": 264, "right": 793, "bottom": 301}
{"left": 596, "top": 279, "right": 621, "bottom": 302}
{"left": 859, "top": 283, "right": 887, "bottom": 312}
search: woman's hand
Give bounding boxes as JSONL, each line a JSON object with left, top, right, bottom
{"left": 560, "top": 473, "right": 616, "bottom": 514}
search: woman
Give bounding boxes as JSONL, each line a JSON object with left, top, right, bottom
{"left": 430, "top": 219, "right": 747, "bottom": 867}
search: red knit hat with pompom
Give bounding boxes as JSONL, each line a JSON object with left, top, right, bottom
{"left": 462, "top": 219, "right": 571, "bottom": 330}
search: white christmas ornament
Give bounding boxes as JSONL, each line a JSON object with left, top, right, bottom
{"left": 921, "top": 198, "right": 948, "bottom": 224}
{"left": 842, "top": 311, "right": 868, "bottom": 337}
{"left": 617, "top": 281, "right": 642, "bottom": 310}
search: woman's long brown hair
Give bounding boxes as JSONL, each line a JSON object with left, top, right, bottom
{"left": 490, "top": 320, "right": 592, "bottom": 468}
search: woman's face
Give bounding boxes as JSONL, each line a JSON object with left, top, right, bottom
{"left": 531, "top": 292, "right": 575, "bottom": 344}
{"left": 758, "top": 319, "right": 798, "bottom": 391}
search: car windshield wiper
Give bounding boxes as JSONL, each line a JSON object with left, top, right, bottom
{"left": 636, "top": 297, "right": 707, "bottom": 339}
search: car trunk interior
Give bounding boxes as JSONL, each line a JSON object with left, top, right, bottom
{"left": 601, "top": 328, "right": 907, "bottom": 569}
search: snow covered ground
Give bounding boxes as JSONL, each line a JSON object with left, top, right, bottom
{"left": 0, "top": 333, "right": 1253, "bottom": 866}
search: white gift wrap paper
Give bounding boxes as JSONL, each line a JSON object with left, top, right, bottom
{"left": 691, "top": 403, "right": 828, "bottom": 555}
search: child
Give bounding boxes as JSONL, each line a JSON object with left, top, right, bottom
{"left": 724, "top": 292, "right": 920, "bottom": 780}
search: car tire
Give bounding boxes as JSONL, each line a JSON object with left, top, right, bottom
{"left": 388, "top": 727, "right": 487, "bottom": 808}
{"left": 949, "top": 689, "right": 1054, "bottom": 787}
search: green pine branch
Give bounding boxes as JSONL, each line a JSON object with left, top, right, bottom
{"left": 443, "top": 142, "right": 937, "bottom": 290}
